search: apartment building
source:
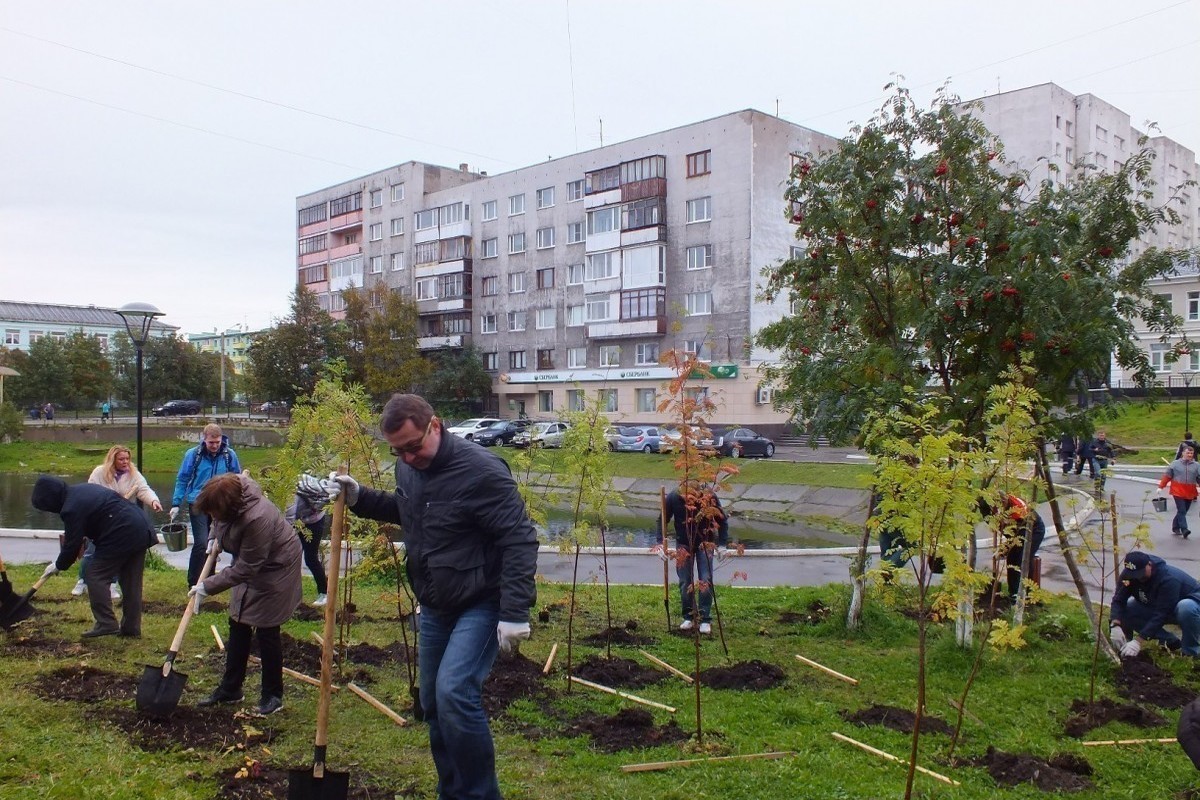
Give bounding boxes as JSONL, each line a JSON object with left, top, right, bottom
{"left": 0, "top": 300, "right": 177, "bottom": 353}
{"left": 295, "top": 110, "right": 838, "bottom": 431}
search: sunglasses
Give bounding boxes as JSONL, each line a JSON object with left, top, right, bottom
{"left": 389, "top": 418, "right": 435, "bottom": 457}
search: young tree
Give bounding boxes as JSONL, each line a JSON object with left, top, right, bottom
{"left": 341, "top": 286, "right": 429, "bottom": 403}
{"left": 246, "top": 286, "right": 346, "bottom": 404}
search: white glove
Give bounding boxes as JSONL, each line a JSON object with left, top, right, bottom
{"left": 496, "top": 621, "right": 530, "bottom": 654}
{"left": 325, "top": 472, "right": 360, "bottom": 506}
{"left": 1120, "top": 639, "right": 1141, "bottom": 658}
{"left": 1110, "top": 625, "right": 1128, "bottom": 650}
{"left": 717, "top": 545, "right": 729, "bottom": 559}
{"left": 1156, "top": 488, "right": 1165, "bottom": 497}
{"left": 296, "top": 473, "right": 328, "bottom": 503}
{"left": 187, "top": 583, "right": 208, "bottom": 614}
{"left": 41, "top": 562, "right": 60, "bottom": 580}
{"left": 651, "top": 544, "right": 669, "bottom": 563}
{"left": 169, "top": 506, "right": 179, "bottom": 522}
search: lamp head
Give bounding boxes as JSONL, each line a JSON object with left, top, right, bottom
{"left": 115, "top": 302, "right": 165, "bottom": 346}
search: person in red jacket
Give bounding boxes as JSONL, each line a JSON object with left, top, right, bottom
{"left": 1159, "top": 445, "right": 1200, "bottom": 539}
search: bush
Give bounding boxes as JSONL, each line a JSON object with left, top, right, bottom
{"left": 0, "top": 402, "right": 24, "bottom": 442}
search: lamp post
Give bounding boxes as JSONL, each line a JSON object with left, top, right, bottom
{"left": 116, "top": 302, "right": 164, "bottom": 472}
{"left": 1184, "top": 371, "right": 1198, "bottom": 436}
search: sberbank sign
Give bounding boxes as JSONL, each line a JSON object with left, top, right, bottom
{"left": 502, "top": 364, "right": 739, "bottom": 385}
{"left": 690, "top": 364, "right": 738, "bottom": 379}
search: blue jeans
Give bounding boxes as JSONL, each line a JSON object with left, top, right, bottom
{"left": 1120, "top": 596, "right": 1200, "bottom": 655}
{"left": 678, "top": 549, "right": 715, "bottom": 623}
{"left": 419, "top": 600, "right": 501, "bottom": 800}
{"left": 187, "top": 511, "right": 211, "bottom": 587}
{"left": 1174, "top": 497, "right": 1194, "bottom": 535}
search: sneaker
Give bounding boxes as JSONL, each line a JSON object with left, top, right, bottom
{"left": 197, "top": 690, "right": 244, "bottom": 707}
{"left": 312, "top": 594, "right": 328, "bottom": 608}
{"left": 699, "top": 622, "right": 713, "bottom": 635}
{"left": 678, "top": 619, "right": 694, "bottom": 631}
{"left": 71, "top": 579, "right": 86, "bottom": 597}
{"left": 255, "top": 696, "right": 284, "bottom": 716}
{"left": 110, "top": 584, "right": 122, "bottom": 601}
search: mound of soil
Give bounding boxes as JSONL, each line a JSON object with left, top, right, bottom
{"left": 346, "top": 640, "right": 416, "bottom": 667}
{"left": 275, "top": 633, "right": 323, "bottom": 676}
{"left": 3, "top": 631, "right": 86, "bottom": 658}
{"left": 972, "top": 746, "right": 1094, "bottom": 792}
{"left": 573, "top": 655, "right": 663, "bottom": 689}
{"left": 1064, "top": 697, "right": 1166, "bottom": 737}
{"left": 566, "top": 707, "right": 688, "bottom": 753}
{"left": 698, "top": 660, "right": 786, "bottom": 691}
{"left": 90, "top": 704, "right": 275, "bottom": 753}
{"left": 779, "top": 599, "right": 832, "bottom": 625}
{"left": 841, "top": 705, "right": 953, "bottom": 735}
{"left": 214, "top": 764, "right": 415, "bottom": 799}
{"left": 484, "top": 652, "right": 555, "bottom": 715}
{"left": 580, "top": 626, "right": 655, "bottom": 647}
{"left": 1117, "top": 653, "right": 1197, "bottom": 709}
{"left": 30, "top": 664, "right": 136, "bottom": 703}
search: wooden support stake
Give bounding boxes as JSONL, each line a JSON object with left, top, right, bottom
{"left": 831, "top": 732, "right": 959, "bottom": 786}
{"left": 795, "top": 653, "right": 859, "bottom": 685}
{"left": 947, "top": 698, "right": 983, "bottom": 726}
{"left": 347, "top": 681, "right": 407, "bottom": 726}
{"left": 1082, "top": 737, "right": 1177, "bottom": 747}
{"left": 311, "top": 631, "right": 325, "bottom": 647}
{"left": 250, "top": 655, "right": 339, "bottom": 691}
{"left": 637, "top": 649, "right": 694, "bottom": 684}
{"left": 568, "top": 675, "right": 676, "bottom": 713}
{"left": 542, "top": 643, "right": 558, "bottom": 675}
{"left": 622, "top": 751, "right": 794, "bottom": 773}
{"left": 210, "top": 624, "right": 224, "bottom": 652}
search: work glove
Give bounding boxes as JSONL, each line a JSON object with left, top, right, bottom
{"left": 716, "top": 545, "right": 729, "bottom": 559}
{"left": 325, "top": 472, "right": 360, "bottom": 506}
{"left": 295, "top": 473, "right": 328, "bottom": 503}
{"left": 1109, "top": 625, "right": 1128, "bottom": 650}
{"left": 40, "top": 562, "right": 60, "bottom": 580}
{"left": 1120, "top": 639, "right": 1141, "bottom": 658}
{"left": 496, "top": 621, "right": 530, "bottom": 654}
{"left": 650, "top": 544, "right": 669, "bottom": 563}
{"left": 169, "top": 507, "right": 180, "bottom": 523}
{"left": 187, "top": 583, "right": 209, "bottom": 614}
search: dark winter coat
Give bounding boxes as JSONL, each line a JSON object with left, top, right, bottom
{"left": 352, "top": 430, "right": 539, "bottom": 623}
{"left": 1111, "top": 553, "right": 1200, "bottom": 641}
{"left": 32, "top": 477, "right": 156, "bottom": 572}
{"left": 658, "top": 489, "right": 729, "bottom": 550}
{"left": 202, "top": 475, "right": 302, "bottom": 627}
{"left": 1057, "top": 434, "right": 1077, "bottom": 456}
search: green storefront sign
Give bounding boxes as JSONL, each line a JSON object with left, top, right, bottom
{"left": 690, "top": 364, "right": 739, "bottom": 379}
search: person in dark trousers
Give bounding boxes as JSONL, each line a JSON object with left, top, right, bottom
{"left": 1159, "top": 444, "right": 1200, "bottom": 538}
{"left": 1180, "top": 433, "right": 1199, "bottom": 461}
{"left": 1057, "top": 433, "right": 1078, "bottom": 475}
{"left": 1076, "top": 431, "right": 1116, "bottom": 486}
{"left": 31, "top": 476, "right": 157, "bottom": 639}
{"left": 1178, "top": 697, "right": 1200, "bottom": 769}
{"left": 1110, "top": 551, "right": 1200, "bottom": 657}
{"left": 654, "top": 483, "right": 730, "bottom": 634}
{"left": 285, "top": 490, "right": 329, "bottom": 607}
{"left": 998, "top": 495, "right": 1046, "bottom": 599}
{"left": 189, "top": 473, "right": 302, "bottom": 717}
{"left": 170, "top": 423, "right": 241, "bottom": 587}
{"left": 304, "top": 393, "right": 538, "bottom": 800}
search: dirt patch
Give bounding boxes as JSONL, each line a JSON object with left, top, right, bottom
{"left": 1064, "top": 697, "right": 1167, "bottom": 737}
{"left": 214, "top": 764, "right": 417, "bottom": 799}
{"left": 1117, "top": 653, "right": 1197, "bottom": 709}
{"left": 30, "top": 664, "right": 137, "bottom": 703}
{"left": 566, "top": 707, "right": 688, "bottom": 753}
{"left": 89, "top": 704, "right": 276, "bottom": 753}
{"left": 573, "top": 655, "right": 664, "bottom": 689}
{"left": 3, "top": 630, "right": 87, "bottom": 658}
{"left": 972, "top": 746, "right": 1094, "bottom": 792}
{"left": 779, "top": 599, "right": 832, "bottom": 625}
{"left": 698, "top": 660, "right": 786, "bottom": 691}
{"left": 275, "top": 633, "right": 323, "bottom": 676}
{"left": 842, "top": 704, "right": 953, "bottom": 735}
{"left": 346, "top": 640, "right": 416, "bottom": 668}
{"left": 484, "top": 652, "right": 555, "bottom": 716}
{"left": 580, "top": 626, "right": 656, "bottom": 647}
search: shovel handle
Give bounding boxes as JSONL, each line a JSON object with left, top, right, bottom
{"left": 164, "top": 543, "right": 221, "bottom": 663}
{"left": 316, "top": 467, "right": 347, "bottom": 750}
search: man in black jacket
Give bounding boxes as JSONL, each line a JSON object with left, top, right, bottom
{"left": 305, "top": 394, "right": 538, "bottom": 800}
{"left": 31, "top": 475, "right": 157, "bottom": 638}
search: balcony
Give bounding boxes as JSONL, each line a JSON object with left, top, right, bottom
{"left": 621, "top": 177, "right": 666, "bottom": 202}
{"left": 329, "top": 209, "right": 363, "bottom": 232}
{"left": 587, "top": 316, "right": 666, "bottom": 339}
{"left": 418, "top": 335, "right": 464, "bottom": 350}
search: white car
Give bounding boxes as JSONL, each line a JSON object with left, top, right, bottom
{"left": 512, "top": 421, "right": 571, "bottom": 449}
{"left": 445, "top": 417, "right": 503, "bottom": 440}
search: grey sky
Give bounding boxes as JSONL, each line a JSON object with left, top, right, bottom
{"left": 1, "top": 0, "right": 1196, "bottom": 336}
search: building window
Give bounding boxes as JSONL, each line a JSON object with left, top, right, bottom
{"left": 391, "top": 184, "right": 405, "bottom": 202}
{"left": 566, "top": 222, "right": 584, "bottom": 243}
{"left": 567, "top": 305, "right": 584, "bottom": 327}
{"left": 370, "top": 256, "right": 383, "bottom": 274}
{"left": 566, "top": 179, "right": 584, "bottom": 202}
{"left": 567, "top": 263, "right": 585, "bottom": 285}
{"left": 687, "top": 245, "right": 713, "bottom": 270}
{"left": 329, "top": 193, "right": 362, "bottom": 216}
{"left": 484, "top": 351, "right": 498, "bottom": 370}
{"left": 536, "top": 227, "right": 555, "bottom": 249}
{"left": 480, "top": 237, "right": 498, "bottom": 259}
{"left": 1189, "top": 292, "right": 1200, "bottom": 321}
{"left": 538, "top": 390, "right": 553, "bottom": 411}
{"left": 507, "top": 310, "right": 526, "bottom": 331}
{"left": 686, "top": 150, "right": 711, "bottom": 177}
{"left": 509, "top": 350, "right": 527, "bottom": 370}
{"left": 299, "top": 264, "right": 326, "bottom": 283}
{"left": 298, "top": 234, "right": 327, "bottom": 256}
{"left": 28, "top": 330, "right": 44, "bottom": 343}
{"left": 4, "top": 330, "right": 19, "bottom": 346}
{"left": 369, "top": 223, "right": 383, "bottom": 241}
{"left": 620, "top": 156, "right": 666, "bottom": 184}
{"left": 436, "top": 273, "right": 465, "bottom": 299}
{"left": 684, "top": 340, "right": 712, "bottom": 362}
{"left": 536, "top": 308, "right": 556, "bottom": 329}
{"left": 1192, "top": 351, "right": 1200, "bottom": 373}
{"left": 635, "top": 343, "right": 659, "bottom": 365}
{"left": 622, "top": 287, "right": 664, "bottom": 320}
{"left": 536, "top": 187, "right": 555, "bottom": 208}
{"left": 685, "top": 291, "right": 712, "bottom": 316}
{"left": 509, "top": 233, "right": 526, "bottom": 254}
{"left": 390, "top": 253, "right": 405, "bottom": 271}
{"left": 586, "top": 294, "right": 612, "bottom": 322}
{"left": 482, "top": 200, "right": 497, "bottom": 221}
{"left": 481, "top": 314, "right": 497, "bottom": 334}
{"left": 1095, "top": 126, "right": 1107, "bottom": 142}
{"left": 568, "top": 347, "right": 586, "bottom": 368}
{"left": 1151, "top": 343, "right": 1171, "bottom": 373}
{"left": 1065, "top": 120, "right": 1073, "bottom": 137}
{"left": 509, "top": 272, "right": 526, "bottom": 294}
{"left": 537, "top": 349, "right": 555, "bottom": 370}
{"left": 298, "top": 203, "right": 327, "bottom": 227}
{"left": 599, "top": 388, "right": 618, "bottom": 413}
{"left": 476, "top": 277, "right": 494, "bottom": 297}
{"left": 586, "top": 251, "right": 617, "bottom": 281}
{"left": 509, "top": 194, "right": 525, "bottom": 216}
{"left": 636, "top": 388, "right": 656, "bottom": 413}
{"left": 567, "top": 389, "right": 585, "bottom": 410}
{"left": 391, "top": 218, "right": 405, "bottom": 236}
{"left": 415, "top": 209, "right": 437, "bottom": 231}
{"left": 415, "top": 277, "right": 437, "bottom": 300}
{"left": 1114, "top": 135, "right": 1125, "bottom": 152}
{"left": 415, "top": 241, "right": 439, "bottom": 264}
{"left": 585, "top": 165, "right": 621, "bottom": 194}
{"left": 537, "top": 267, "right": 555, "bottom": 289}
{"left": 599, "top": 345, "right": 620, "bottom": 366}
{"left": 370, "top": 189, "right": 383, "bottom": 208}
{"left": 686, "top": 197, "right": 711, "bottom": 223}
{"left": 587, "top": 206, "right": 619, "bottom": 235}
{"left": 685, "top": 386, "right": 709, "bottom": 403}
{"left": 621, "top": 197, "right": 664, "bottom": 230}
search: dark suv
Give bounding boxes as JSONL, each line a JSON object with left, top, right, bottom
{"left": 151, "top": 399, "right": 202, "bottom": 416}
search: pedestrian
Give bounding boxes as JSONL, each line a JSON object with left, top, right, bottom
{"left": 189, "top": 473, "right": 302, "bottom": 716}
{"left": 1109, "top": 551, "right": 1200, "bottom": 657}
{"left": 300, "top": 393, "right": 538, "bottom": 800}
{"left": 654, "top": 482, "right": 729, "bottom": 634}
{"left": 1180, "top": 432, "right": 1199, "bottom": 461}
{"left": 170, "top": 423, "right": 241, "bottom": 587}
{"left": 1057, "top": 433, "right": 1078, "bottom": 475}
{"left": 76, "top": 445, "right": 163, "bottom": 599}
{"left": 30, "top": 475, "right": 157, "bottom": 639}
{"left": 1076, "top": 431, "right": 1116, "bottom": 487}
{"left": 285, "top": 489, "right": 329, "bottom": 607}
{"left": 1158, "top": 444, "right": 1200, "bottom": 538}
{"left": 42, "top": 402, "right": 54, "bottom": 423}
{"left": 100, "top": 401, "right": 111, "bottom": 423}
{"left": 997, "top": 494, "right": 1046, "bottom": 600}
{"left": 867, "top": 491, "right": 910, "bottom": 579}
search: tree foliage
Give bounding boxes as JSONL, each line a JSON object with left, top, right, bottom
{"left": 341, "top": 287, "right": 429, "bottom": 404}
{"left": 421, "top": 344, "right": 493, "bottom": 419}
{"left": 246, "top": 286, "right": 346, "bottom": 404}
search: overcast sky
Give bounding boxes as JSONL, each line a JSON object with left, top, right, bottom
{"left": 2, "top": 0, "right": 1197, "bottom": 337}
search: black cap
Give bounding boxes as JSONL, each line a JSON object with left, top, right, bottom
{"left": 1119, "top": 551, "right": 1152, "bottom": 583}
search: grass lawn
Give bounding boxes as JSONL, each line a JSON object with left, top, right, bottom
{"left": 0, "top": 560, "right": 1194, "bottom": 799}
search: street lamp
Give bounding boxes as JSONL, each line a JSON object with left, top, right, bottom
{"left": 1183, "top": 371, "right": 1198, "bottom": 436}
{"left": 116, "top": 302, "right": 164, "bottom": 472}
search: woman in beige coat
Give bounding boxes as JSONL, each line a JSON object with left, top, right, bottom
{"left": 188, "top": 473, "right": 301, "bottom": 716}
{"left": 76, "top": 445, "right": 162, "bottom": 598}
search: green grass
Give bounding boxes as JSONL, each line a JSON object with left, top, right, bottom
{"left": 0, "top": 440, "right": 277, "bottom": 478}
{"left": 0, "top": 564, "right": 1193, "bottom": 799}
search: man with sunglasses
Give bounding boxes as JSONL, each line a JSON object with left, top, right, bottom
{"left": 1110, "top": 551, "right": 1200, "bottom": 658}
{"left": 300, "top": 393, "right": 537, "bottom": 800}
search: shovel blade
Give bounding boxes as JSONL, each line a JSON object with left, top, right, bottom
{"left": 135, "top": 663, "right": 188, "bottom": 717}
{"left": 287, "top": 767, "right": 350, "bottom": 800}
{"left": 0, "top": 589, "right": 36, "bottom": 631}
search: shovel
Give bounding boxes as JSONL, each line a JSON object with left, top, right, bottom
{"left": 0, "top": 549, "right": 41, "bottom": 631}
{"left": 289, "top": 483, "right": 350, "bottom": 799}
{"left": 135, "top": 541, "right": 220, "bottom": 717}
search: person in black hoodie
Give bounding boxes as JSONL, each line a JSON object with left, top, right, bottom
{"left": 31, "top": 475, "right": 157, "bottom": 639}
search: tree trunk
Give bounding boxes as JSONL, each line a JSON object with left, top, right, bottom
{"left": 846, "top": 513, "right": 874, "bottom": 630}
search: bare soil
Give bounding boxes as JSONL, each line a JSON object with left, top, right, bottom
{"left": 698, "top": 660, "right": 787, "bottom": 691}
{"left": 778, "top": 598, "right": 832, "bottom": 625}
{"left": 213, "top": 764, "right": 415, "bottom": 800}
{"left": 484, "top": 652, "right": 556, "bottom": 716}
{"left": 580, "top": 623, "right": 655, "bottom": 647}
{"left": 971, "top": 746, "right": 1094, "bottom": 792}
{"left": 30, "top": 664, "right": 137, "bottom": 703}
{"left": 1063, "top": 696, "right": 1166, "bottom": 737}
{"left": 573, "top": 655, "right": 664, "bottom": 689}
{"left": 90, "top": 704, "right": 277, "bottom": 753}
{"left": 841, "top": 704, "right": 953, "bottom": 735}
{"left": 565, "top": 707, "right": 688, "bottom": 753}
{"left": 1116, "top": 652, "right": 1197, "bottom": 709}
{"left": 3, "top": 630, "right": 87, "bottom": 658}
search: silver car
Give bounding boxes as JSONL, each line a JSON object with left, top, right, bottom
{"left": 512, "top": 421, "right": 571, "bottom": 448}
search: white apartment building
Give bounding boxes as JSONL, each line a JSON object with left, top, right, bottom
{"left": 295, "top": 110, "right": 837, "bottom": 431}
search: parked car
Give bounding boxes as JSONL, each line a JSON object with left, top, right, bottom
{"left": 604, "top": 426, "right": 623, "bottom": 451}
{"left": 445, "top": 417, "right": 503, "bottom": 440}
{"left": 257, "top": 401, "right": 289, "bottom": 414}
{"left": 151, "top": 399, "right": 202, "bottom": 417}
{"left": 658, "top": 424, "right": 716, "bottom": 455}
{"left": 713, "top": 426, "right": 776, "bottom": 458}
{"left": 472, "top": 419, "right": 533, "bottom": 447}
{"left": 511, "top": 421, "right": 571, "bottom": 449}
{"left": 614, "top": 425, "right": 664, "bottom": 454}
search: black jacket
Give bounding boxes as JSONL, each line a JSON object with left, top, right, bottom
{"left": 1111, "top": 554, "right": 1200, "bottom": 640}
{"left": 658, "top": 489, "right": 729, "bottom": 549}
{"left": 352, "top": 431, "right": 538, "bottom": 623}
{"left": 31, "top": 476, "right": 156, "bottom": 571}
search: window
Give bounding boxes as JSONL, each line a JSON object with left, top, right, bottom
{"left": 436, "top": 273, "right": 465, "bottom": 299}
{"left": 567, "top": 263, "right": 585, "bottom": 285}
{"left": 438, "top": 202, "right": 466, "bottom": 225}
{"left": 621, "top": 197, "right": 664, "bottom": 230}
{"left": 620, "top": 156, "right": 665, "bottom": 184}
{"left": 586, "top": 294, "right": 612, "bottom": 322}
{"left": 586, "top": 251, "right": 618, "bottom": 280}
{"left": 537, "top": 267, "right": 555, "bottom": 289}
{"left": 567, "top": 389, "right": 585, "bottom": 410}
{"left": 567, "top": 304, "right": 584, "bottom": 326}
{"left": 685, "top": 386, "right": 709, "bottom": 403}
{"left": 536, "top": 187, "right": 555, "bottom": 208}
{"left": 1065, "top": 146, "right": 1073, "bottom": 163}
{"left": 1055, "top": 115, "right": 1061, "bottom": 129}
{"left": 687, "top": 245, "right": 713, "bottom": 270}
{"left": 299, "top": 234, "right": 327, "bottom": 255}
{"left": 622, "top": 245, "right": 664, "bottom": 287}
{"left": 538, "top": 390, "right": 553, "bottom": 411}
{"left": 28, "top": 330, "right": 44, "bottom": 343}
{"left": 1189, "top": 292, "right": 1200, "bottom": 322}
{"left": 482, "top": 200, "right": 497, "bottom": 221}
{"left": 509, "top": 194, "right": 525, "bottom": 215}
{"left": 1114, "top": 135, "right": 1125, "bottom": 152}
{"left": 599, "top": 388, "right": 618, "bottom": 413}
{"left": 481, "top": 237, "right": 498, "bottom": 259}
{"left": 415, "top": 209, "right": 437, "bottom": 231}
{"left": 536, "top": 227, "right": 555, "bottom": 249}
{"left": 686, "top": 197, "right": 711, "bottom": 223}
{"left": 684, "top": 340, "right": 712, "bottom": 362}
{"left": 343, "top": 231, "right": 359, "bottom": 245}
{"left": 599, "top": 345, "right": 620, "bottom": 366}
{"left": 484, "top": 351, "right": 498, "bottom": 370}
{"left": 299, "top": 264, "right": 326, "bottom": 283}
{"left": 635, "top": 343, "right": 659, "bottom": 365}
{"left": 329, "top": 193, "right": 361, "bottom": 216}
{"left": 622, "top": 287, "right": 664, "bottom": 320}
{"left": 636, "top": 388, "right": 656, "bottom": 413}
{"left": 415, "top": 241, "right": 439, "bottom": 264}
{"left": 440, "top": 236, "right": 467, "bottom": 261}
{"left": 687, "top": 150, "right": 711, "bottom": 177}
{"left": 568, "top": 347, "right": 587, "bottom": 368}
{"left": 1065, "top": 120, "right": 1073, "bottom": 137}
{"left": 1095, "top": 126, "right": 1107, "bottom": 142}
{"left": 1150, "top": 343, "right": 1171, "bottom": 373}
{"left": 509, "top": 233, "right": 526, "bottom": 254}
{"left": 369, "top": 223, "right": 383, "bottom": 241}
{"left": 536, "top": 308, "right": 556, "bottom": 329}
{"left": 507, "top": 310, "right": 526, "bottom": 331}
{"left": 685, "top": 291, "right": 712, "bottom": 316}
{"left": 298, "top": 203, "right": 327, "bottom": 226}
{"left": 472, "top": 275, "right": 494, "bottom": 297}
{"left": 390, "top": 218, "right": 405, "bottom": 236}
{"left": 391, "top": 183, "right": 405, "bottom": 202}
{"left": 509, "top": 350, "right": 527, "bottom": 370}
{"left": 370, "top": 189, "right": 383, "bottom": 208}
{"left": 567, "top": 222, "right": 584, "bottom": 243}
{"left": 415, "top": 277, "right": 437, "bottom": 300}
{"left": 509, "top": 272, "right": 526, "bottom": 293}
{"left": 1096, "top": 153, "right": 1108, "bottom": 169}
{"left": 1192, "top": 351, "right": 1200, "bottom": 373}
{"left": 390, "top": 252, "right": 405, "bottom": 271}
{"left": 537, "top": 349, "right": 555, "bottom": 370}
{"left": 566, "top": 179, "right": 584, "bottom": 202}
{"left": 585, "top": 165, "right": 620, "bottom": 194}
{"left": 587, "top": 206, "right": 619, "bottom": 235}
{"left": 4, "top": 330, "right": 19, "bottom": 346}
{"left": 370, "top": 256, "right": 383, "bottom": 274}
{"left": 481, "top": 314, "right": 497, "bottom": 334}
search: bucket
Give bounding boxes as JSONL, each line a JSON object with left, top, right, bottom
{"left": 158, "top": 523, "right": 189, "bottom": 552}
{"left": 1153, "top": 496, "right": 1169, "bottom": 513}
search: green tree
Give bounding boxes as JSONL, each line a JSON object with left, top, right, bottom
{"left": 246, "top": 286, "right": 346, "bottom": 404}
{"left": 62, "top": 332, "right": 113, "bottom": 412}
{"left": 341, "top": 287, "right": 429, "bottom": 403}
{"left": 142, "top": 335, "right": 220, "bottom": 405}
{"left": 421, "top": 344, "right": 493, "bottom": 419}
{"left": 8, "top": 336, "right": 69, "bottom": 409}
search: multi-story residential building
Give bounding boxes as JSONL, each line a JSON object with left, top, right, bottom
{"left": 188, "top": 325, "right": 266, "bottom": 401}
{"left": 295, "top": 111, "right": 838, "bottom": 430}
{"left": 0, "top": 300, "right": 177, "bottom": 353}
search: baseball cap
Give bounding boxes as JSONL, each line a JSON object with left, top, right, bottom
{"left": 1119, "top": 552, "right": 1151, "bottom": 582}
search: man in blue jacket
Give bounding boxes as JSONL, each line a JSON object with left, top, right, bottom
{"left": 170, "top": 423, "right": 241, "bottom": 587}
{"left": 1110, "top": 551, "right": 1200, "bottom": 657}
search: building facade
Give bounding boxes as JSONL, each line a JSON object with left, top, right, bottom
{"left": 0, "top": 300, "right": 177, "bottom": 353}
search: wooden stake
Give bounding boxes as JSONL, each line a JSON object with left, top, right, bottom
{"left": 542, "top": 643, "right": 558, "bottom": 675}
{"left": 210, "top": 624, "right": 224, "bottom": 652}
{"left": 568, "top": 675, "right": 676, "bottom": 713}
{"left": 795, "top": 653, "right": 859, "bottom": 685}
{"left": 1082, "top": 737, "right": 1177, "bottom": 746}
{"left": 311, "top": 631, "right": 324, "bottom": 647}
{"left": 947, "top": 698, "right": 983, "bottom": 726}
{"left": 347, "top": 682, "right": 407, "bottom": 726}
{"left": 250, "top": 655, "right": 339, "bottom": 691}
{"left": 831, "top": 732, "right": 959, "bottom": 786}
{"left": 622, "top": 751, "right": 794, "bottom": 773}
{"left": 638, "top": 649, "right": 694, "bottom": 684}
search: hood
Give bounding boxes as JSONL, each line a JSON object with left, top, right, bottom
{"left": 31, "top": 475, "right": 68, "bottom": 513}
